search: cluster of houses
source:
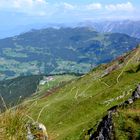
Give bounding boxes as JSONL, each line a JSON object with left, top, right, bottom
{"left": 39, "top": 76, "right": 54, "bottom": 85}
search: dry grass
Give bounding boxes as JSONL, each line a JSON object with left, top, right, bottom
{"left": 0, "top": 106, "right": 28, "bottom": 140}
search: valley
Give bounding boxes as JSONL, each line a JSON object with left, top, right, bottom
{"left": 0, "top": 27, "right": 139, "bottom": 80}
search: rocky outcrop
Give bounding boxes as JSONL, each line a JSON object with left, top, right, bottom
{"left": 89, "top": 84, "right": 140, "bottom": 140}
{"left": 26, "top": 122, "right": 48, "bottom": 140}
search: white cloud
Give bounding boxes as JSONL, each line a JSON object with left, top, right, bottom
{"left": 63, "top": 2, "right": 75, "bottom": 10}
{"left": 0, "top": 1, "right": 77, "bottom": 16}
{"left": 12, "top": 0, "right": 33, "bottom": 8}
{"left": 0, "top": 1, "right": 137, "bottom": 20}
{"left": 0, "top": 0, "right": 47, "bottom": 8}
{"left": 105, "top": 2, "right": 134, "bottom": 12}
{"left": 0, "top": 0, "right": 48, "bottom": 15}
{"left": 86, "top": 3, "right": 102, "bottom": 10}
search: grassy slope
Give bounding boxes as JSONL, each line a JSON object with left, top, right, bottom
{"left": 0, "top": 74, "right": 76, "bottom": 112}
{"left": 1, "top": 46, "right": 140, "bottom": 140}
{"left": 37, "top": 75, "right": 78, "bottom": 97}
{"left": 0, "top": 74, "right": 78, "bottom": 139}
{"left": 113, "top": 100, "right": 140, "bottom": 140}
{"left": 25, "top": 46, "right": 140, "bottom": 140}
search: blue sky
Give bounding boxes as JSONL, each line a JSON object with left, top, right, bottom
{"left": 49, "top": 0, "right": 139, "bottom": 5}
{"left": 0, "top": 0, "right": 139, "bottom": 21}
{"left": 0, "top": 0, "right": 139, "bottom": 22}
{"left": 0, "top": 0, "right": 139, "bottom": 37}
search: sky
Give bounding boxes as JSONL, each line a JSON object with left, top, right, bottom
{"left": 0, "top": 0, "right": 139, "bottom": 22}
{"left": 0, "top": 0, "right": 139, "bottom": 37}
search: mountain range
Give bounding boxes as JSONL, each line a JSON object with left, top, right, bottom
{"left": 0, "top": 27, "right": 139, "bottom": 80}
{"left": 1, "top": 20, "right": 140, "bottom": 39}
{"left": 79, "top": 20, "right": 140, "bottom": 38}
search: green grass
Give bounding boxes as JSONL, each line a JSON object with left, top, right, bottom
{"left": 36, "top": 74, "right": 78, "bottom": 97}
{"left": 25, "top": 47, "right": 140, "bottom": 139}
{"left": 29, "top": 70, "right": 140, "bottom": 139}
{"left": 113, "top": 100, "right": 140, "bottom": 140}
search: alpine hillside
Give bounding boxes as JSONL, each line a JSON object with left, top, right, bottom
{"left": 1, "top": 45, "right": 140, "bottom": 140}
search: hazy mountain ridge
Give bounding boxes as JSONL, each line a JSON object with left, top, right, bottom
{"left": 79, "top": 20, "right": 140, "bottom": 38}
{"left": 1, "top": 20, "right": 140, "bottom": 39}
